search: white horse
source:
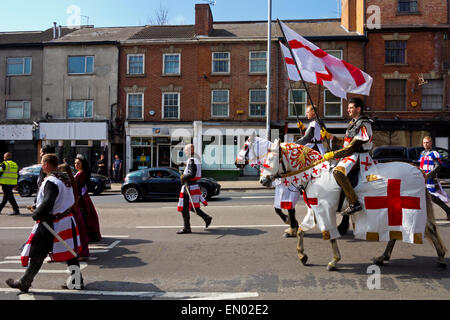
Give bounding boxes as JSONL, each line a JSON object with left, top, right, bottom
{"left": 236, "top": 134, "right": 447, "bottom": 271}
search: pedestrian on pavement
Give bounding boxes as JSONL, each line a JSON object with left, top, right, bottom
{"left": 75, "top": 154, "right": 102, "bottom": 242}
{"left": 0, "top": 152, "right": 20, "bottom": 216}
{"left": 176, "top": 144, "right": 212, "bottom": 234}
{"left": 58, "top": 163, "right": 90, "bottom": 260}
{"left": 419, "top": 136, "right": 450, "bottom": 220}
{"left": 97, "top": 154, "right": 107, "bottom": 176}
{"left": 112, "top": 154, "right": 122, "bottom": 182}
{"left": 6, "top": 153, "right": 83, "bottom": 293}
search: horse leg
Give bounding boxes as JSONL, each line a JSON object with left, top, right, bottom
{"left": 373, "top": 239, "right": 396, "bottom": 266}
{"left": 337, "top": 214, "right": 350, "bottom": 235}
{"left": 327, "top": 239, "right": 341, "bottom": 271}
{"left": 424, "top": 192, "right": 447, "bottom": 268}
{"left": 284, "top": 209, "right": 299, "bottom": 238}
{"left": 296, "top": 228, "right": 308, "bottom": 265}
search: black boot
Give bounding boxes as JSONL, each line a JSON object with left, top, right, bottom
{"left": 6, "top": 278, "right": 31, "bottom": 293}
{"left": 204, "top": 215, "right": 212, "bottom": 229}
{"left": 176, "top": 227, "right": 192, "bottom": 234}
{"left": 177, "top": 210, "right": 191, "bottom": 234}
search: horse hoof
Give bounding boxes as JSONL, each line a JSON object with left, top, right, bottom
{"left": 437, "top": 259, "right": 447, "bottom": 269}
{"left": 299, "top": 255, "right": 308, "bottom": 265}
{"left": 327, "top": 264, "right": 337, "bottom": 271}
{"left": 338, "top": 226, "right": 348, "bottom": 235}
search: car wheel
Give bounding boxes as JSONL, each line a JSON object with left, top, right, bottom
{"left": 123, "top": 186, "right": 140, "bottom": 202}
{"left": 199, "top": 184, "right": 209, "bottom": 200}
{"left": 18, "top": 182, "right": 32, "bottom": 197}
{"left": 91, "top": 183, "right": 104, "bottom": 196}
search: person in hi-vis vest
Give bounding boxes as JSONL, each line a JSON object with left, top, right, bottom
{"left": 0, "top": 152, "right": 20, "bottom": 215}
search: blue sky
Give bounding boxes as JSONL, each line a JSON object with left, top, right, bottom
{"left": 0, "top": 0, "right": 341, "bottom": 32}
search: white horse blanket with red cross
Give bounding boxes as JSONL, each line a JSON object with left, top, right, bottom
{"left": 285, "top": 155, "right": 427, "bottom": 244}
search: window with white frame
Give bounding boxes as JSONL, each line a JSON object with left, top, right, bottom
{"left": 68, "top": 56, "right": 94, "bottom": 74}
{"left": 6, "top": 101, "right": 31, "bottom": 119}
{"left": 163, "top": 92, "right": 179, "bottom": 119}
{"left": 325, "top": 50, "right": 342, "bottom": 60}
{"left": 163, "top": 54, "right": 180, "bottom": 75}
{"left": 211, "top": 90, "right": 229, "bottom": 117}
{"left": 127, "top": 54, "right": 144, "bottom": 75}
{"left": 288, "top": 89, "right": 306, "bottom": 117}
{"left": 127, "top": 93, "right": 143, "bottom": 120}
{"left": 249, "top": 51, "right": 266, "bottom": 73}
{"left": 212, "top": 52, "right": 230, "bottom": 73}
{"left": 7, "top": 57, "right": 32, "bottom": 75}
{"left": 249, "top": 89, "right": 266, "bottom": 117}
{"left": 67, "top": 100, "right": 93, "bottom": 118}
{"left": 324, "top": 90, "right": 342, "bottom": 117}
{"left": 421, "top": 79, "right": 443, "bottom": 110}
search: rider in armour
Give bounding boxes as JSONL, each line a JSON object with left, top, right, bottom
{"left": 323, "top": 97, "right": 373, "bottom": 215}
{"left": 296, "top": 106, "right": 325, "bottom": 155}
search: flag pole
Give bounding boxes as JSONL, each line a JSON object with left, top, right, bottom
{"left": 266, "top": 0, "right": 272, "bottom": 141}
{"left": 277, "top": 19, "right": 331, "bottom": 151}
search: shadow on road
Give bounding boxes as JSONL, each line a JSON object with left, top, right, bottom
{"left": 203, "top": 227, "right": 267, "bottom": 237}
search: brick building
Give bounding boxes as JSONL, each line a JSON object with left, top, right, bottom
{"left": 119, "top": 4, "right": 367, "bottom": 176}
{"left": 362, "top": 0, "right": 450, "bottom": 149}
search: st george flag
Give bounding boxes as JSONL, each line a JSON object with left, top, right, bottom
{"left": 280, "top": 41, "right": 301, "bottom": 81}
{"left": 279, "top": 20, "right": 373, "bottom": 99}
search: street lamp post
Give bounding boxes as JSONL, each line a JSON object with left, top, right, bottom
{"left": 266, "top": 0, "right": 272, "bottom": 141}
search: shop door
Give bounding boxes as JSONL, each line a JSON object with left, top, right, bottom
{"left": 157, "top": 144, "right": 171, "bottom": 167}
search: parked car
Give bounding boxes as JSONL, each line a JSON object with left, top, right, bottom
{"left": 371, "top": 145, "right": 450, "bottom": 180}
{"left": 17, "top": 164, "right": 111, "bottom": 197}
{"left": 121, "top": 167, "right": 221, "bottom": 203}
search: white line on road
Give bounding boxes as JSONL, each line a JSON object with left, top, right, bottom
{"left": 136, "top": 224, "right": 286, "bottom": 229}
{"left": 161, "top": 204, "right": 273, "bottom": 209}
{"left": 0, "top": 287, "right": 258, "bottom": 300}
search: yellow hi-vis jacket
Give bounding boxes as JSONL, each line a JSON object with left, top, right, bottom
{"left": 0, "top": 160, "right": 19, "bottom": 185}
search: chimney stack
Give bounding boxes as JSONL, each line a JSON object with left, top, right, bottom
{"left": 53, "top": 22, "right": 57, "bottom": 39}
{"left": 340, "top": 0, "right": 364, "bottom": 34}
{"left": 58, "top": 25, "right": 62, "bottom": 38}
{"left": 195, "top": 4, "right": 213, "bottom": 36}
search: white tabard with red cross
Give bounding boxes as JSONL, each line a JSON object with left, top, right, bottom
{"left": 353, "top": 161, "right": 427, "bottom": 244}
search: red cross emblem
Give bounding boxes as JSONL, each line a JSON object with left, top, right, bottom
{"left": 302, "top": 173, "right": 309, "bottom": 180}
{"left": 360, "top": 156, "right": 372, "bottom": 171}
{"left": 293, "top": 176, "right": 299, "bottom": 184}
{"left": 342, "top": 156, "right": 355, "bottom": 163}
{"left": 283, "top": 178, "right": 289, "bottom": 186}
{"left": 321, "top": 163, "right": 328, "bottom": 169}
{"left": 312, "top": 168, "right": 319, "bottom": 175}
{"left": 364, "top": 179, "right": 421, "bottom": 226}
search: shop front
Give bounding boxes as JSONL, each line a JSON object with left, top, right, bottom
{"left": 0, "top": 124, "right": 36, "bottom": 168}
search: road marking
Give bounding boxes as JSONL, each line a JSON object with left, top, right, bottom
{"left": 0, "top": 227, "right": 33, "bottom": 230}
{"left": 436, "top": 221, "right": 450, "bottom": 225}
{"left": 241, "top": 196, "right": 274, "bottom": 199}
{"left": 0, "top": 287, "right": 258, "bottom": 300}
{"left": 136, "top": 224, "right": 286, "bottom": 229}
{"left": 19, "top": 293, "right": 35, "bottom": 300}
{"left": 161, "top": 204, "right": 273, "bottom": 209}
{"left": 0, "top": 263, "right": 87, "bottom": 273}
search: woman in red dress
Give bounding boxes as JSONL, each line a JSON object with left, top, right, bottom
{"left": 74, "top": 155, "right": 102, "bottom": 242}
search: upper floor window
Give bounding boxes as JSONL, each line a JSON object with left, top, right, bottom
{"left": 212, "top": 52, "right": 230, "bottom": 74}
{"left": 68, "top": 56, "right": 94, "bottom": 74}
{"left": 127, "top": 54, "right": 144, "bottom": 75}
{"left": 421, "top": 79, "right": 443, "bottom": 110}
{"left": 385, "top": 79, "right": 406, "bottom": 111}
{"left": 288, "top": 89, "right": 306, "bottom": 118}
{"left": 6, "top": 101, "right": 31, "bottom": 119}
{"left": 324, "top": 90, "right": 342, "bottom": 117}
{"left": 249, "top": 51, "right": 266, "bottom": 73}
{"left": 67, "top": 100, "right": 93, "bottom": 118}
{"left": 211, "top": 90, "right": 229, "bottom": 117}
{"left": 385, "top": 41, "right": 406, "bottom": 64}
{"left": 163, "top": 92, "right": 180, "bottom": 119}
{"left": 325, "top": 50, "right": 343, "bottom": 60}
{"left": 127, "top": 93, "right": 143, "bottom": 120}
{"left": 249, "top": 89, "right": 266, "bottom": 117}
{"left": 163, "top": 54, "right": 180, "bottom": 75}
{"left": 7, "top": 57, "right": 32, "bottom": 76}
{"left": 398, "top": 0, "right": 418, "bottom": 13}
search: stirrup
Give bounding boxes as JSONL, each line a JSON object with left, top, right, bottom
{"left": 340, "top": 202, "right": 362, "bottom": 216}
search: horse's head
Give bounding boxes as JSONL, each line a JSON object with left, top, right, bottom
{"left": 235, "top": 132, "right": 256, "bottom": 169}
{"left": 259, "top": 138, "right": 281, "bottom": 187}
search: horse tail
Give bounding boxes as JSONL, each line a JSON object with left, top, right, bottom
{"left": 424, "top": 191, "right": 447, "bottom": 255}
